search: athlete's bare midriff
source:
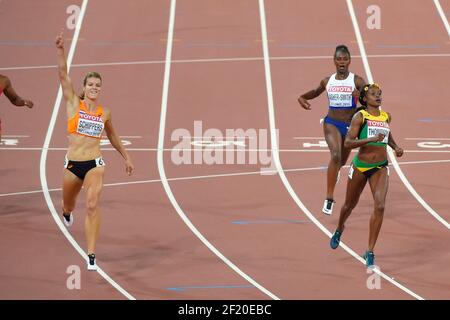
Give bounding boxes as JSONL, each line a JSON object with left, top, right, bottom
{"left": 67, "top": 134, "right": 102, "bottom": 161}
{"left": 327, "top": 108, "right": 356, "bottom": 123}
{"left": 358, "top": 145, "right": 387, "bottom": 163}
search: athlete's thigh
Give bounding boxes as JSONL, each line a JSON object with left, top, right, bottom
{"left": 368, "top": 167, "right": 389, "bottom": 204}
{"left": 323, "top": 123, "right": 343, "bottom": 154}
{"left": 63, "top": 169, "right": 83, "bottom": 204}
{"left": 344, "top": 164, "right": 368, "bottom": 207}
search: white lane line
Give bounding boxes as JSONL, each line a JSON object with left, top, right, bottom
{"left": 3, "top": 147, "right": 330, "bottom": 152}
{"left": 362, "top": 53, "right": 450, "bottom": 58}
{"left": 433, "top": 0, "right": 450, "bottom": 37}
{"left": 2, "top": 135, "right": 30, "bottom": 138}
{"left": 258, "top": 0, "right": 423, "bottom": 300}
{"left": 2, "top": 53, "right": 450, "bottom": 71}
{"left": 273, "top": 53, "right": 450, "bottom": 59}
{"left": 3, "top": 158, "right": 450, "bottom": 198}
{"left": 396, "top": 159, "right": 450, "bottom": 166}
{"left": 119, "top": 135, "right": 143, "bottom": 138}
{"left": 3, "top": 147, "right": 450, "bottom": 153}
{"left": 0, "top": 187, "right": 61, "bottom": 198}
{"left": 405, "top": 138, "right": 450, "bottom": 141}
{"left": 156, "top": 0, "right": 279, "bottom": 300}
{"left": 347, "top": 0, "right": 449, "bottom": 230}
{"left": 38, "top": 0, "right": 135, "bottom": 300}
{"left": 293, "top": 136, "right": 324, "bottom": 139}
{"left": 1, "top": 147, "right": 68, "bottom": 151}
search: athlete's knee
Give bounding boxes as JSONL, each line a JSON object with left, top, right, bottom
{"left": 330, "top": 150, "right": 341, "bottom": 165}
{"left": 342, "top": 202, "right": 356, "bottom": 212}
{"left": 374, "top": 201, "right": 385, "bottom": 215}
{"left": 86, "top": 197, "right": 99, "bottom": 215}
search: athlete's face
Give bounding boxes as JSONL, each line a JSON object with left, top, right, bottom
{"left": 334, "top": 51, "right": 351, "bottom": 73}
{"left": 84, "top": 77, "right": 102, "bottom": 100}
{"left": 365, "top": 87, "right": 382, "bottom": 107}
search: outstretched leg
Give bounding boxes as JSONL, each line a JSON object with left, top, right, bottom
{"left": 62, "top": 169, "right": 83, "bottom": 226}
{"left": 336, "top": 165, "right": 367, "bottom": 232}
{"left": 83, "top": 166, "right": 105, "bottom": 255}
{"left": 367, "top": 167, "right": 389, "bottom": 252}
{"left": 330, "top": 164, "right": 367, "bottom": 249}
{"left": 323, "top": 123, "right": 343, "bottom": 201}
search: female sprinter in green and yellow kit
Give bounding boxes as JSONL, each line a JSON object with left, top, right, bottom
{"left": 329, "top": 84, "right": 403, "bottom": 267}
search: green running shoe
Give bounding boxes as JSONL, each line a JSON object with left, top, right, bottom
{"left": 363, "top": 251, "right": 375, "bottom": 267}
{"left": 330, "top": 230, "right": 342, "bottom": 249}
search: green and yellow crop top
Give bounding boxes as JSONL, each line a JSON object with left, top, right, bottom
{"left": 358, "top": 109, "right": 390, "bottom": 146}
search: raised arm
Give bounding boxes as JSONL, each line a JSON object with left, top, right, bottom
{"left": 297, "top": 77, "right": 329, "bottom": 110}
{"left": 2, "top": 76, "right": 34, "bottom": 108}
{"left": 104, "top": 111, "right": 134, "bottom": 175}
{"left": 55, "top": 31, "right": 78, "bottom": 115}
{"left": 344, "top": 112, "right": 385, "bottom": 149}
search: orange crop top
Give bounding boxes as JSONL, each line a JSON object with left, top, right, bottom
{"left": 67, "top": 100, "right": 105, "bottom": 139}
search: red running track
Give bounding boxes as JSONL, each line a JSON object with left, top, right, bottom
{"left": 0, "top": 0, "right": 449, "bottom": 299}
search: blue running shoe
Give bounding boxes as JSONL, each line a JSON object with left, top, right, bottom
{"left": 330, "top": 230, "right": 342, "bottom": 249}
{"left": 363, "top": 251, "right": 375, "bottom": 267}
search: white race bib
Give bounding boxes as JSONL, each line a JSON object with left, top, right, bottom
{"left": 76, "top": 111, "right": 104, "bottom": 138}
{"left": 367, "top": 120, "right": 390, "bottom": 144}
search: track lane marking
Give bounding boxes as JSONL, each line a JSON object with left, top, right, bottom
{"left": 2, "top": 53, "right": 450, "bottom": 71}
{"left": 433, "top": 0, "right": 450, "bottom": 37}
{"left": 156, "top": 0, "right": 279, "bottom": 300}
{"left": 3, "top": 159, "right": 450, "bottom": 198}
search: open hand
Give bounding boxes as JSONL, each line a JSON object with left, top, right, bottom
{"left": 298, "top": 97, "right": 311, "bottom": 110}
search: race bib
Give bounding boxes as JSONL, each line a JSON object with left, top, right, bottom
{"left": 95, "top": 157, "right": 106, "bottom": 167}
{"left": 77, "top": 111, "right": 104, "bottom": 138}
{"left": 328, "top": 86, "right": 354, "bottom": 107}
{"left": 367, "top": 120, "right": 389, "bottom": 144}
